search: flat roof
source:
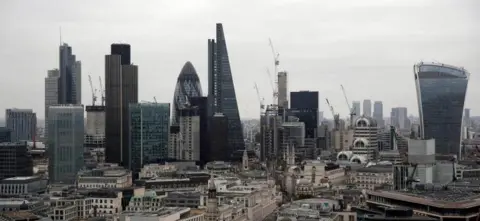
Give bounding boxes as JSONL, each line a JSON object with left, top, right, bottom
{"left": 3, "top": 176, "right": 39, "bottom": 181}
{"left": 1, "top": 211, "right": 39, "bottom": 220}
{"left": 368, "top": 189, "right": 480, "bottom": 208}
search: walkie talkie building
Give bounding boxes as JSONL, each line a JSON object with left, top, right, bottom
{"left": 414, "top": 62, "right": 469, "bottom": 157}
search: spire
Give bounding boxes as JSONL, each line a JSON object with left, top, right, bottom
{"left": 208, "top": 175, "right": 216, "bottom": 190}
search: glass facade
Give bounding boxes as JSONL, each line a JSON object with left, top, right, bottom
{"left": 172, "top": 62, "right": 203, "bottom": 125}
{"left": 47, "top": 106, "right": 84, "bottom": 184}
{"left": 208, "top": 23, "right": 245, "bottom": 152}
{"left": 415, "top": 62, "right": 469, "bottom": 156}
{"left": 290, "top": 91, "right": 319, "bottom": 138}
{"left": 129, "top": 103, "right": 170, "bottom": 174}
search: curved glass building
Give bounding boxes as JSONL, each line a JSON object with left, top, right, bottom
{"left": 172, "top": 61, "right": 203, "bottom": 124}
{"left": 414, "top": 62, "right": 470, "bottom": 157}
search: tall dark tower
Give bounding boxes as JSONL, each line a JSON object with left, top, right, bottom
{"left": 105, "top": 44, "right": 138, "bottom": 166}
{"left": 207, "top": 23, "right": 245, "bottom": 153}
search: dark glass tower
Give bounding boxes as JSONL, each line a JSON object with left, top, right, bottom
{"left": 105, "top": 44, "right": 138, "bottom": 166}
{"left": 290, "top": 91, "right": 319, "bottom": 138}
{"left": 414, "top": 62, "right": 469, "bottom": 157}
{"left": 172, "top": 62, "right": 203, "bottom": 124}
{"left": 58, "top": 43, "right": 81, "bottom": 104}
{"left": 111, "top": 44, "right": 131, "bottom": 65}
{"left": 208, "top": 23, "right": 245, "bottom": 153}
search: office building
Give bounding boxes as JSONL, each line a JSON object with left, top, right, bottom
{"left": 178, "top": 107, "right": 201, "bottom": 161}
{"left": 281, "top": 121, "right": 305, "bottom": 156}
{"left": 129, "top": 102, "right": 170, "bottom": 174}
{"left": 172, "top": 61, "right": 203, "bottom": 125}
{"left": 0, "top": 127, "right": 11, "bottom": 143}
{"left": 0, "top": 142, "right": 33, "bottom": 180}
{"left": 58, "top": 43, "right": 81, "bottom": 104}
{"left": 352, "top": 116, "right": 378, "bottom": 161}
{"left": 5, "top": 109, "right": 36, "bottom": 142}
{"left": 207, "top": 23, "right": 245, "bottom": 152}
{"left": 189, "top": 97, "right": 209, "bottom": 165}
{"left": 373, "top": 101, "right": 384, "bottom": 127}
{"left": 464, "top": 108, "right": 471, "bottom": 127}
{"left": 414, "top": 62, "right": 469, "bottom": 157}
{"left": 278, "top": 71, "right": 288, "bottom": 109}
{"left": 105, "top": 44, "right": 138, "bottom": 166}
{"left": 45, "top": 69, "right": 60, "bottom": 138}
{"left": 352, "top": 101, "right": 361, "bottom": 117}
{"left": 47, "top": 105, "right": 84, "bottom": 184}
{"left": 290, "top": 91, "right": 318, "bottom": 138}
{"left": 391, "top": 107, "right": 410, "bottom": 130}
{"left": 168, "top": 125, "right": 181, "bottom": 160}
{"left": 209, "top": 113, "right": 229, "bottom": 162}
{"left": 363, "top": 100, "right": 372, "bottom": 117}
{"left": 85, "top": 105, "right": 105, "bottom": 149}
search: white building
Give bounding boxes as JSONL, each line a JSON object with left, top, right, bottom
{"left": 349, "top": 164, "right": 393, "bottom": 190}
{"left": 352, "top": 116, "right": 378, "bottom": 161}
{"left": 178, "top": 109, "right": 200, "bottom": 161}
{"left": 77, "top": 164, "right": 132, "bottom": 189}
{"left": 0, "top": 176, "right": 47, "bottom": 196}
{"left": 120, "top": 207, "right": 204, "bottom": 221}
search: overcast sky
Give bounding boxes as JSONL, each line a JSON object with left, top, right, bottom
{"left": 0, "top": 0, "right": 478, "bottom": 119}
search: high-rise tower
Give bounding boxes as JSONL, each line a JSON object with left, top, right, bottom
{"left": 414, "top": 62, "right": 469, "bottom": 157}
{"left": 105, "top": 44, "right": 138, "bottom": 166}
{"left": 172, "top": 62, "right": 203, "bottom": 124}
{"left": 207, "top": 23, "right": 245, "bottom": 152}
{"left": 58, "top": 43, "right": 81, "bottom": 105}
{"left": 373, "top": 101, "right": 384, "bottom": 127}
{"left": 363, "top": 100, "right": 372, "bottom": 117}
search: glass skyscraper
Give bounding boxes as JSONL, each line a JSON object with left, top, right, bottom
{"left": 414, "top": 62, "right": 469, "bottom": 157}
{"left": 129, "top": 103, "right": 170, "bottom": 174}
{"left": 208, "top": 23, "right": 245, "bottom": 152}
{"left": 172, "top": 61, "right": 203, "bottom": 125}
{"left": 47, "top": 105, "right": 84, "bottom": 184}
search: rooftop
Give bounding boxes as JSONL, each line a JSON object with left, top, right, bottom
{"left": 121, "top": 207, "right": 189, "bottom": 217}
{"left": 3, "top": 176, "right": 39, "bottom": 181}
{"left": 369, "top": 188, "right": 480, "bottom": 208}
{"left": 0, "top": 211, "right": 39, "bottom": 221}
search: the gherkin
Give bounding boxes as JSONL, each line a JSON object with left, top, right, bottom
{"left": 172, "top": 61, "right": 203, "bottom": 124}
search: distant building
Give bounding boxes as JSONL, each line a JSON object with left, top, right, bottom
{"left": 352, "top": 116, "right": 378, "bottom": 161}
{"left": 0, "top": 127, "right": 11, "bottom": 143}
{"left": 363, "top": 100, "right": 372, "bottom": 117}
{"left": 6, "top": 109, "right": 36, "bottom": 142}
{"left": 352, "top": 101, "right": 361, "bottom": 117}
{"left": 58, "top": 43, "right": 81, "bottom": 105}
{"left": 168, "top": 125, "right": 181, "bottom": 160}
{"left": 85, "top": 105, "right": 106, "bottom": 150}
{"left": 45, "top": 69, "right": 60, "bottom": 138}
{"left": 391, "top": 107, "right": 410, "bottom": 130}
{"left": 415, "top": 62, "right": 469, "bottom": 157}
{"left": 373, "top": 101, "right": 384, "bottom": 127}
{"left": 189, "top": 97, "right": 209, "bottom": 165}
{"left": 0, "top": 176, "right": 47, "bottom": 196}
{"left": 48, "top": 105, "right": 84, "bottom": 184}
{"left": 178, "top": 107, "right": 200, "bottom": 161}
{"left": 290, "top": 91, "right": 319, "bottom": 138}
{"left": 129, "top": 103, "right": 170, "bottom": 174}
{"left": 278, "top": 71, "right": 288, "bottom": 109}
{"left": 105, "top": 44, "right": 138, "bottom": 166}
{"left": 0, "top": 142, "right": 33, "bottom": 180}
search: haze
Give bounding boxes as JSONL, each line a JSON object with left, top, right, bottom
{"left": 0, "top": 0, "right": 478, "bottom": 119}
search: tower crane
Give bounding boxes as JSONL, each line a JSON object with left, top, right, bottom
{"left": 254, "top": 83, "right": 265, "bottom": 111}
{"left": 99, "top": 76, "right": 105, "bottom": 106}
{"left": 268, "top": 38, "right": 280, "bottom": 104}
{"left": 340, "top": 85, "right": 356, "bottom": 128}
{"left": 326, "top": 98, "right": 340, "bottom": 129}
{"left": 88, "top": 75, "right": 97, "bottom": 106}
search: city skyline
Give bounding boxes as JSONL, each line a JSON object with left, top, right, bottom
{"left": 1, "top": 0, "right": 478, "bottom": 119}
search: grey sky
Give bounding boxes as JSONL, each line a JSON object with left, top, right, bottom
{"left": 0, "top": 0, "right": 478, "bottom": 119}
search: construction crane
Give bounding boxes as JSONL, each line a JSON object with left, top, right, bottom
{"left": 98, "top": 76, "right": 105, "bottom": 106}
{"left": 326, "top": 98, "right": 340, "bottom": 129}
{"left": 268, "top": 38, "right": 280, "bottom": 103}
{"left": 88, "top": 75, "right": 97, "bottom": 106}
{"left": 340, "top": 84, "right": 355, "bottom": 128}
{"left": 254, "top": 83, "right": 265, "bottom": 111}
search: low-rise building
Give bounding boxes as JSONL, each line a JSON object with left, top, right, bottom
{"left": 349, "top": 164, "right": 393, "bottom": 190}
{"left": 77, "top": 164, "right": 132, "bottom": 189}
{"left": 0, "top": 176, "right": 47, "bottom": 196}
{"left": 119, "top": 207, "right": 204, "bottom": 221}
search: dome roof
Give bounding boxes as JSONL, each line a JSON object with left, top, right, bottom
{"left": 337, "top": 151, "right": 354, "bottom": 161}
{"left": 355, "top": 116, "right": 377, "bottom": 127}
{"left": 350, "top": 155, "right": 367, "bottom": 164}
{"left": 353, "top": 138, "right": 369, "bottom": 148}
{"left": 178, "top": 61, "right": 200, "bottom": 81}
